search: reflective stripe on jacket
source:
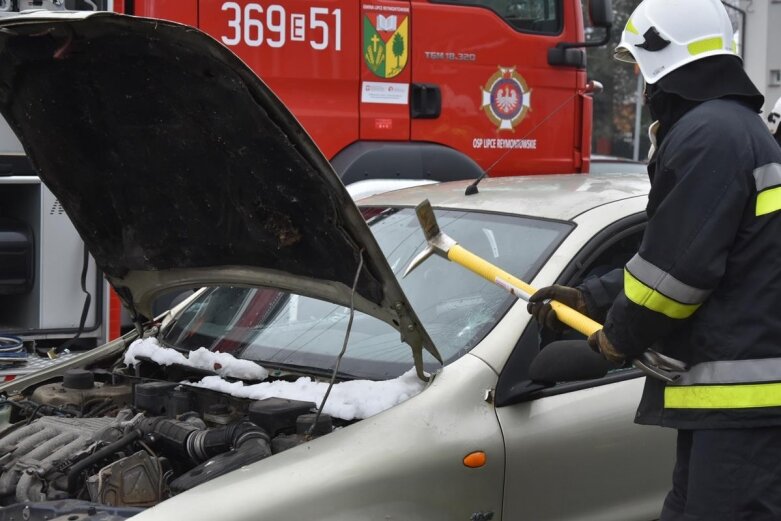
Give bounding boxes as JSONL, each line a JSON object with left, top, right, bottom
{"left": 665, "top": 358, "right": 781, "bottom": 409}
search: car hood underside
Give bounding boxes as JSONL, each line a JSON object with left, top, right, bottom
{"left": 0, "top": 12, "right": 441, "bottom": 373}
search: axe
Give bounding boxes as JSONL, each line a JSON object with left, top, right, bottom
{"left": 403, "top": 199, "right": 686, "bottom": 383}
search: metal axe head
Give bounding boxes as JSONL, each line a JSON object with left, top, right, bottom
{"left": 403, "top": 199, "right": 458, "bottom": 278}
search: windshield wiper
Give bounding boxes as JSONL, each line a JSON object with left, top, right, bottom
{"left": 260, "top": 361, "right": 361, "bottom": 381}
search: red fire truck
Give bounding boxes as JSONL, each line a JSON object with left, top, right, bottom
{"left": 117, "top": 0, "right": 610, "bottom": 180}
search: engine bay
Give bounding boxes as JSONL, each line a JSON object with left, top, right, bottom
{"left": 0, "top": 362, "right": 340, "bottom": 521}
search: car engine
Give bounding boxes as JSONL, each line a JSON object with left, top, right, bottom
{"left": 0, "top": 367, "right": 334, "bottom": 520}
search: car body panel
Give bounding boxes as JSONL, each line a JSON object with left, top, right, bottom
{"left": 0, "top": 12, "right": 441, "bottom": 369}
{"left": 358, "top": 173, "right": 650, "bottom": 220}
{"left": 131, "top": 353, "right": 506, "bottom": 521}
{"left": 498, "top": 377, "right": 675, "bottom": 520}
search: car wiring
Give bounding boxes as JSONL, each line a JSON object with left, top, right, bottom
{"left": 308, "top": 249, "right": 364, "bottom": 436}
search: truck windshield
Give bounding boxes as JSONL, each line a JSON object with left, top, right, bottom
{"left": 160, "top": 208, "right": 571, "bottom": 380}
{"left": 434, "top": 0, "right": 562, "bottom": 34}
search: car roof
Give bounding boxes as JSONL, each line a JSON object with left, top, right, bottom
{"left": 358, "top": 173, "right": 650, "bottom": 221}
{"left": 590, "top": 155, "right": 649, "bottom": 175}
{"left": 590, "top": 154, "right": 644, "bottom": 163}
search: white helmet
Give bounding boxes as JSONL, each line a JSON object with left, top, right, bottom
{"left": 614, "top": 0, "right": 736, "bottom": 84}
{"left": 767, "top": 97, "right": 781, "bottom": 135}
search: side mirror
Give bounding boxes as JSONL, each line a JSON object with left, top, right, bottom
{"left": 548, "top": 0, "right": 612, "bottom": 67}
{"left": 529, "top": 340, "right": 617, "bottom": 383}
{"left": 589, "top": 0, "right": 614, "bottom": 29}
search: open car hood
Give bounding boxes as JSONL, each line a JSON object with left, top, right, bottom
{"left": 0, "top": 12, "right": 442, "bottom": 376}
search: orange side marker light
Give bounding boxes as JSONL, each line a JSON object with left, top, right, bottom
{"left": 463, "top": 451, "right": 487, "bottom": 468}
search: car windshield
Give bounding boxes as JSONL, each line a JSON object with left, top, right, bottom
{"left": 160, "top": 208, "right": 572, "bottom": 380}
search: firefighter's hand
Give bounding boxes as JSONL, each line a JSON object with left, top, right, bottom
{"left": 587, "top": 329, "right": 625, "bottom": 365}
{"left": 527, "top": 285, "right": 588, "bottom": 331}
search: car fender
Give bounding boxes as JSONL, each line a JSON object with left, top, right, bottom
{"left": 133, "top": 354, "right": 505, "bottom": 521}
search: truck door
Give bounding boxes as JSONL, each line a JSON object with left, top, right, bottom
{"left": 410, "top": 0, "right": 583, "bottom": 176}
{"left": 359, "top": 0, "right": 413, "bottom": 142}
{"left": 196, "top": 0, "right": 360, "bottom": 160}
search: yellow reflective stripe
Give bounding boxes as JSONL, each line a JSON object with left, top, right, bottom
{"left": 665, "top": 382, "right": 781, "bottom": 409}
{"left": 624, "top": 269, "right": 700, "bottom": 319}
{"left": 687, "top": 37, "right": 723, "bottom": 56}
{"left": 625, "top": 18, "right": 639, "bottom": 35}
{"left": 756, "top": 186, "right": 781, "bottom": 216}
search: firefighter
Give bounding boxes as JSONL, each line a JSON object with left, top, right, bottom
{"left": 529, "top": 0, "right": 781, "bottom": 519}
{"left": 768, "top": 96, "right": 781, "bottom": 147}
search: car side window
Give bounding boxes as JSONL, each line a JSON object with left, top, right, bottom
{"left": 495, "top": 214, "right": 646, "bottom": 407}
{"left": 537, "top": 221, "right": 645, "bottom": 346}
{"left": 567, "top": 229, "right": 643, "bottom": 290}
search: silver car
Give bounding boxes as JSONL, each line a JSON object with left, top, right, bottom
{"left": 0, "top": 12, "right": 675, "bottom": 521}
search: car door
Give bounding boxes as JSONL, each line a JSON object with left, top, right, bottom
{"left": 494, "top": 214, "right": 676, "bottom": 520}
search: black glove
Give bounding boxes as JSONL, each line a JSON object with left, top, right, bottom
{"left": 527, "top": 285, "right": 588, "bottom": 331}
{"left": 587, "top": 329, "right": 626, "bottom": 365}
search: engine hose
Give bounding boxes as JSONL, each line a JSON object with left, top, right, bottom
{"left": 170, "top": 429, "right": 272, "bottom": 494}
{"left": 138, "top": 417, "right": 270, "bottom": 464}
{"left": 186, "top": 420, "right": 270, "bottom": 463}
{"left": 137, "top": 417, "right": 199, "bottom": 459}
{"left": 67, "top": 430, "right": 141, "bottom": 495}
{"left": 133, "top": 417, "right": 273, "bottom": 495}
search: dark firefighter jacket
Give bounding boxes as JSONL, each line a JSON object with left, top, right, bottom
{"left": 578, "top": 98, "right": 781, "bottom": 429}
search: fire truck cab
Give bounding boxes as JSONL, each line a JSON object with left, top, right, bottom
{"left": 127, "top": 0, "right": 610, "bottom": 179}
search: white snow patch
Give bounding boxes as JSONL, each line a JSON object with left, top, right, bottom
{"left": 124, "top": 338, "right": 269, "bottom": 381}
{"left": 187, "top": 368, "right": 426, "bottom": 421}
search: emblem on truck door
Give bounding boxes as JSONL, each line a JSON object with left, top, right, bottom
{"left": 363, "top": 10, "right": 409, "bottom": 78}
{"left": 480, "top": 66, "right": 532, "bottom": 131}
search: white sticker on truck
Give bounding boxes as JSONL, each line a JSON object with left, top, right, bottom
{"left": 221, "top": 2, "right": 342, "bottom": 51}
{"left": 361, "top": 81, "right": 409, "bottom": 105}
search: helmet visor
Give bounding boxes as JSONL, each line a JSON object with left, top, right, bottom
{"left": 614, "top": 44, "right": 636, "bottom": 63}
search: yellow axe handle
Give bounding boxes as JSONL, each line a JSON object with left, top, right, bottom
{"left": 447, "top": 244, "right": 602, "bottom": 337}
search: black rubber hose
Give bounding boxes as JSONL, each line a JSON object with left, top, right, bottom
{"left": 67, "top": 430, "right": 141, "bottom": 495}
{"left": 170, "top": 435, "right": 272, "bottom": 494}
{"left": 138, "top": 417, "right": 269, "bottom": 464}
{"left": 137, "top": 417, "right": 199, "bottom": 459}
{"left": 186, "top": 420, "right": 269, "bottom": 462}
